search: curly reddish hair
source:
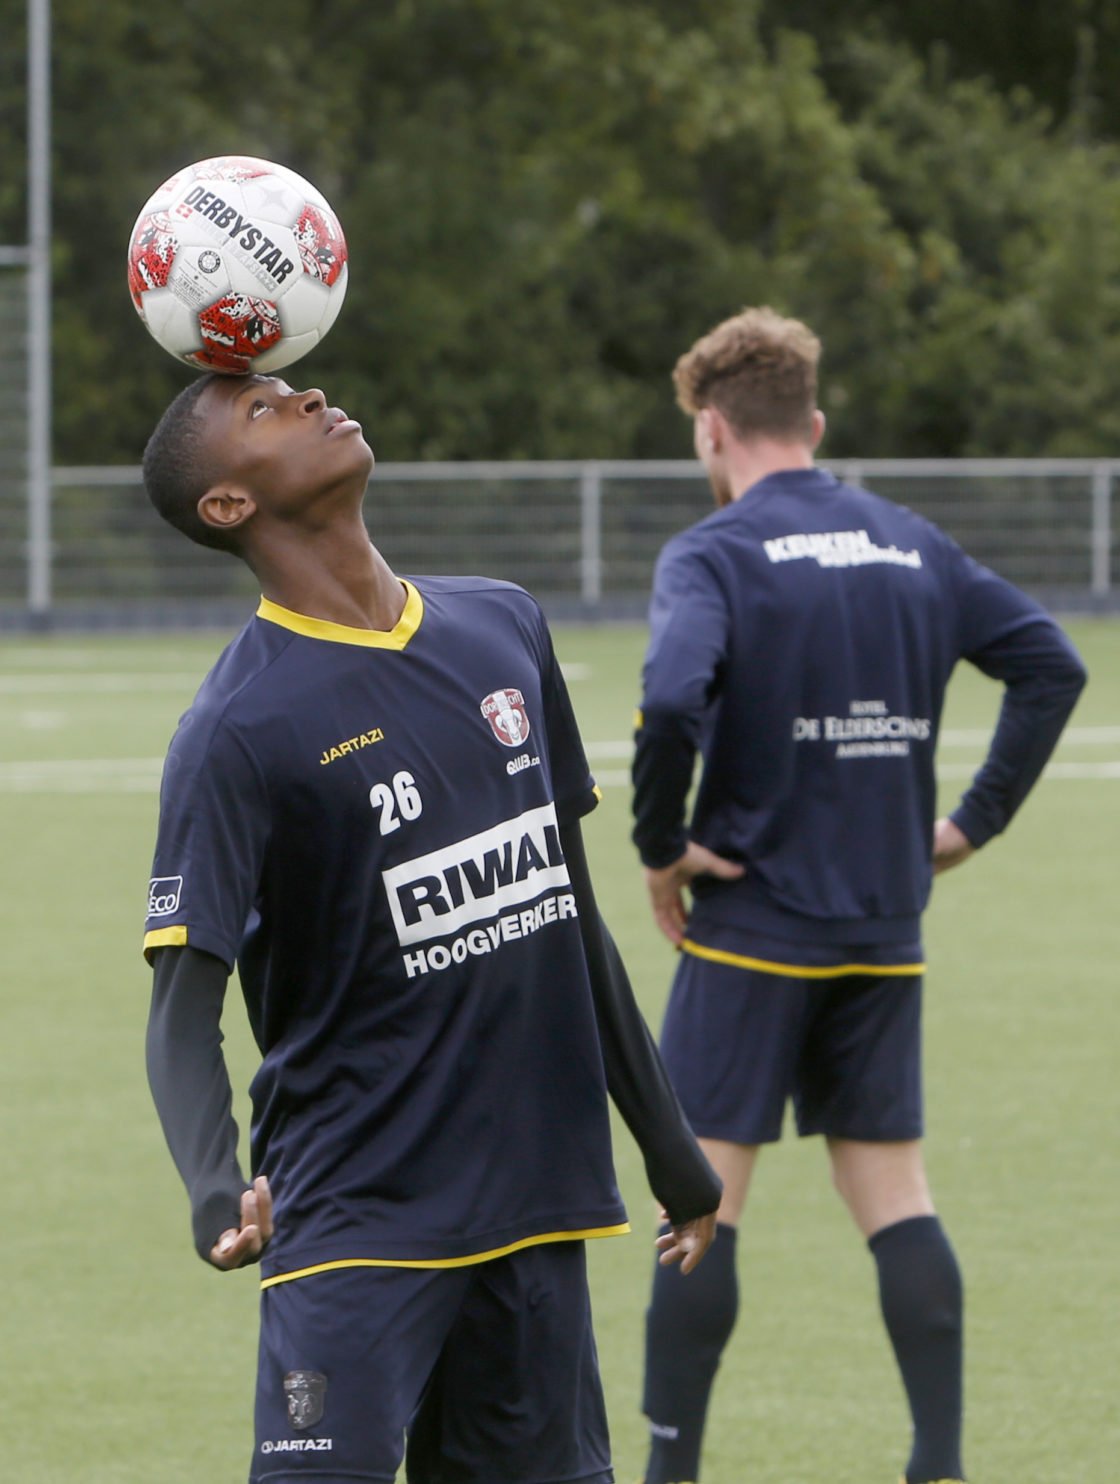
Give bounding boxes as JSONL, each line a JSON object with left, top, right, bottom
{"left": 673, "top": 307, "right": 820, "bottom": 441}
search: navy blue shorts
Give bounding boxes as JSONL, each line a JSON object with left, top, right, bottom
{"left": 660, "top": 946, "right": 924, "bottom": 1145}
{"left": 249, "top": 1241, "right": 612, "bottom": 1484}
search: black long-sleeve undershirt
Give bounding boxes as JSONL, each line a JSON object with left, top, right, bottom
{"left": 146, "top": 944, "right": 247, "bottom": 1261}
{"left": 559, "top": 819, "right": 722, "bottom": 1224}
{"left": 147, "top": 817, "right": 720, "bottom": 1261}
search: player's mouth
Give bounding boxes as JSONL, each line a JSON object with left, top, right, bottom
{"left": 325, "top": 408, "right": 362, "bottom": 435}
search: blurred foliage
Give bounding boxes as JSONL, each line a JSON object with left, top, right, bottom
{"left": 2, "top": 0, "right": 1120, "bottom": 462}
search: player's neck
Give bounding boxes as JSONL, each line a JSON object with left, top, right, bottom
{"left": 250, "top": 514, "right": 406, "bottom": 632}
{"left": 726, "top": 437, "right": 815, "bottom": 503}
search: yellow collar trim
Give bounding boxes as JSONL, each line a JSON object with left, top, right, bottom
{"left": 256, "top": 580, "right": 423, "bottom": 650}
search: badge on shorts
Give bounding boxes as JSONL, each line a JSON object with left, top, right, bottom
{"left": 284, "top": 1370, "right": 326, "bottom": 1430}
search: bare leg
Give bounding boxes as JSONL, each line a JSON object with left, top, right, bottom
{"left": 827, "top": 1136, "right": 934, "bottom": 1237}
{"left": 697, "top": 1136, "right": 760, "bottom": 1227}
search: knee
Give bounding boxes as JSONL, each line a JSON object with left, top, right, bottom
{"left": 828, "top": 1139, "right": 933, "bottom": 1238}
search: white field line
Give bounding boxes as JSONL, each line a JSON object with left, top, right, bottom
{"left": 0, "top": 673, "right": 204, "bottom": 694}
{"left": 586, "top": 727, "right": 1120, "bottom": 757}
{"left": 0, "top": 663, "right": 591, "bottom": 693}
{"left": 1, "top": 726, "right": 1117, "bottom": 793}
{"left": 0, "top": 649, "right": 166, "bottom": 667}
{"left": 0, "top": 757, "right": 165, "bottom": 793}
{"left": 938, "top": 725, "right": 1120, "bottom": 747}
{"left": 591, "top": 762, "right": 1120, "bottom": 787}
{"left": 586, "top": 725, "right": 1120, "bottom": 788}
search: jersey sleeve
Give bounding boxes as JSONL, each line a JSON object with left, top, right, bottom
{"left": 947, "top": 543, "right": 1088, "bottom": 847}
{"left": 143, "top": 711, "right": 270, "bottom": 968}
{"left": 632, "top": 539, "right": 731, "bottom": 867}
{"left": 532, "top": 607, "right": 600, "bottom": 825}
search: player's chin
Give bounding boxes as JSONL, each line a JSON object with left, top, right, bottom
{"left": 350, "top": 431, "right": 375, "bottom": 467}
{"left": 329, "top": 432, "right": 375, "bottom": 476}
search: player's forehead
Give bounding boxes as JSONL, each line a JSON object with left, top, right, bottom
{"left": 203, "top": 373, "right": 292, "bottom": 407}
{"left": 193, "top": 375, "right": 292, "bottom": 443}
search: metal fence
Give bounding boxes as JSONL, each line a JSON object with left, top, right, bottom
{"left": 0, "top": 456, "right": 1117, "bottom": 629}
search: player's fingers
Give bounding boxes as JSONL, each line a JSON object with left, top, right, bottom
{"left": 679, "top": 1245, "right": 704, "bottom": 1275}
{"left": 211, "top": 1225, "right": 258, "bottom": 1269}
{"left": 233, "top": 1224, "right": 265, "bottom": 1264}
{"left": 241, "top": 1186, "right": 259, "bottom": 1232}
{"left": 650, "top": 895, "right": 680, "bottom": 944}
{"left": 656, "top": 911, "right": 683, "bottom": 946}
{"left": 253, "top": 1176, "right": 274, "bottom": 1242}
{"left": 211, "top": 1226, "right": 241, "bottom": 1266}
{"left": 660, "top": 1214, "right": 717, "bottom": 1274}
{"left": 677, "top": 1229, "right": 711, "bottom": 1275}
{"left": 667, "top": 892, "right": 688, "bottom": 937}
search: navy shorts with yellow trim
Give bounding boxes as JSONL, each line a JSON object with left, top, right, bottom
{"left": 249, "top": 1242, "right": 612, "bottom": 1484}
{"left": 659, "top": 931, "right": 924, "bottom": 1145}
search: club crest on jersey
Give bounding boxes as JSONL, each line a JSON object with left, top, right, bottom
{"left": 481, "top": 688, "right": 531, "bottom": 748}
{"left": 284, "top": 1370, "right": 326, "bottom": 1430}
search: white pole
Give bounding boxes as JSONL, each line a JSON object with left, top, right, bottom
{"left": 27, "top": 0, "right": 52, "bottom": 623}
{"left": 579, "top": 463, "right": 603, "bottom": 608}
{"left": 1090, "top": 463, "right": 1112, "bottom": 597}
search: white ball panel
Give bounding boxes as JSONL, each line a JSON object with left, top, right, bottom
{"left": 140, "top": 289, "right": 202, "bottom": 354}
{"left": 279, "top": 276, "right": 331, "bottom": 335}
{"left": 241, "top": 174, "right": 304, "bottom": 228}
{"left": 317, "top": 262, "right": 348, "bottom": 336}
{"left": 252, "top": 329, "right": 322, "bottom": 373}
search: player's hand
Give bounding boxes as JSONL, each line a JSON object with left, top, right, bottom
{"left": 643, "top": 843, "right": 745, "bottom": 945}
{"left": 932, "top": 817, "right": 975, "bottom": 874}
{"left": 656, "top": 1211, "right": 718, "bottom": 1274}
{"left": 210, "top": 1176, "right": 273, "bottom": 1270}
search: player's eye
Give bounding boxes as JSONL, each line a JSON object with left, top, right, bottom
{"left": 249, "top": 401, "right": 271, "bottom": 419}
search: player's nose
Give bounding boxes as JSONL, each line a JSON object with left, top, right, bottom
{"left": 295, "top": 387, "right": 326, "bottom": 414}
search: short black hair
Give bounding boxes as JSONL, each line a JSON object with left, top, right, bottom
{"left": 142, "top": 374, "right": 240, "bottom": 554}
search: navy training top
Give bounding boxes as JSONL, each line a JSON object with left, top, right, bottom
{"left": 632, "top": 468, "right": 1087, "bottom": 959}
{"left": 144, "top": 576, "right": 628, "bottom": 1283}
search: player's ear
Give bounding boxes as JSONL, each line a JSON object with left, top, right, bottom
{"left": 809, "top": 408, "right": 826, "bottom": 451}
{"left": 695, "top": 406, "right": 722, "bottom": 456}
{"left": 197, "top": 484, "right": 257, "bottom": 535}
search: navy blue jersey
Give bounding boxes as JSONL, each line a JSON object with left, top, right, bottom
{"left": 144, "top": 577, "right": 628, "bottom": 1282}
{"left": 634, "top": 468, "right": 1086, "bottom": 957}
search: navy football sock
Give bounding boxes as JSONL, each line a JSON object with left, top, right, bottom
{"left": 642, "top": 1221, "right": 738, "bottom": 1484}
{"left": 869, "top": 1214, "right": 965, "bottom": 1484}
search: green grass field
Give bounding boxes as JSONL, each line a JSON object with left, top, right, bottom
{"left": 1, "top": 619, "right": 1117, "bottom": 1483}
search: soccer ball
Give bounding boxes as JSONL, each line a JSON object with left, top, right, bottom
{"left": 127, "top": 155, "right": 348, "bottom": 374}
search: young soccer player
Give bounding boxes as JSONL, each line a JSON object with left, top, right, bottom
{"left": 141, "top": 371, "right": 721, "bottom": 1484}
{"left": 631, "top": 307, "right": 1088, "bottom": 1484}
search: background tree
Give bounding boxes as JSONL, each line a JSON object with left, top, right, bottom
{"left": 2, "top": 0, "right": 1118, "bottom": 463}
